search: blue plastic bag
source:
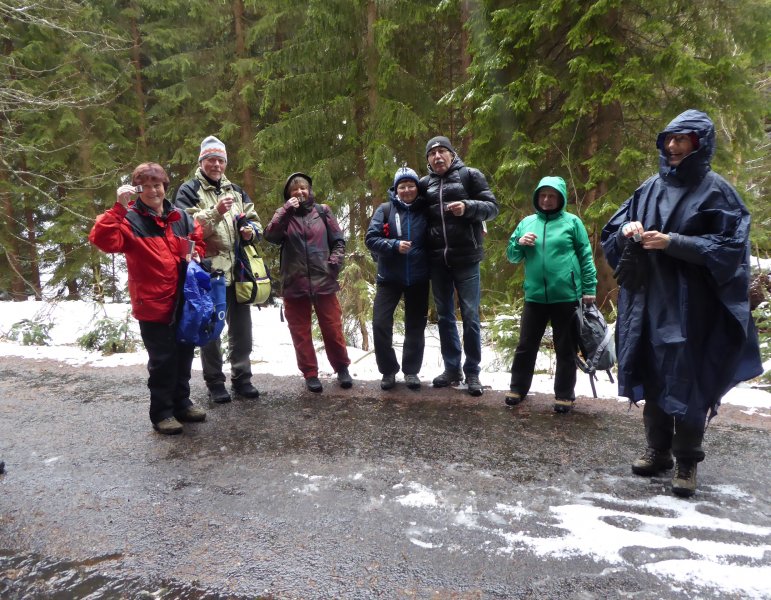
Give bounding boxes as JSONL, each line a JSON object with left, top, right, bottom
{"left": 176, "top": 262, "right": 226, "bottom": 346}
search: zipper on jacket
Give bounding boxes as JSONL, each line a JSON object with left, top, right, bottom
{"left": 304, "top": 209, "right": 315, "bottom": 296}
{"left": 469, "top": 223, "right": 478, "bottom": 249}
{"left": 405, "top": 208, "right": 411, "bottom": 286}
{"left": 542, "top": 219, "right": 548, "bottom": 303}
{"left": 439, "top": 179, "right": 449, "bottom": 265}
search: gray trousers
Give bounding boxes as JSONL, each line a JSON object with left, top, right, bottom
{"left": 201, "top": 284, "right": 253, "bottom": 387}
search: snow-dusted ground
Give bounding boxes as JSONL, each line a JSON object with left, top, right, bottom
{"left": 1, "top": 299, "right": 770, "bottom": 598}
{"left": 0, "top": 299, "right": 768, "bottom": 412}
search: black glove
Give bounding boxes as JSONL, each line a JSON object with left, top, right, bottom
{"left": 613, "top": 238, "right": 648, "bottom": 291}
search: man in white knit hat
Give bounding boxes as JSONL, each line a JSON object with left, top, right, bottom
{"left": 175, "top": 135, "right": 263, "bottom": 403}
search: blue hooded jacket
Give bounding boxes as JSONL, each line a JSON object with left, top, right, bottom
{"left": 365, "top": 188, "right": 429, "bottom": 286}
{"left": 601, "top": 110, "right": 762, "bottom": 423}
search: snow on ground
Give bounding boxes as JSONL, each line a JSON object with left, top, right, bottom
{"left": 2, "top": 299, "right": 770, "bottom": 598}
{"left": 0, "top": 299, "right": 768, "bottom": 411}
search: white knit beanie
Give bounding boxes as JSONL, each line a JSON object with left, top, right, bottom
{"left": 198, "top": 135, "right": 227, "bottom": 163}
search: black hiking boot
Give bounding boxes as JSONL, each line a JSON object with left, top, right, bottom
{"left": 207, "top": 383, "right": 232, "bottom": 404}
{"left": 305, "top": 376, "right": 323, "bottom": 393}
{"left": 432, "top": 370, "right": 463, "bottom": 388}
{"left": 404, "top": 374, "right": 421, "bottom": 390}
{"left": 466, "top": 374, "right": 483, "bottom": 397}
{"left": 232, "top": 381, "right": 260, "bottom": 399}
{"left": 380, "top": 373, "right": 396, "bottom": 390}
{"left": 337, "top": 367, "right": 353, "bottom": 389}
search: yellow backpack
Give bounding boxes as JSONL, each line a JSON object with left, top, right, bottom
{"left": 233, "top": 214, "right": 271, "bottom": 305}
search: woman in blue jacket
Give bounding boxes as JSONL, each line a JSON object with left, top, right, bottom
{"left": 365, "top": 167, "right": 429, "bottom": 390}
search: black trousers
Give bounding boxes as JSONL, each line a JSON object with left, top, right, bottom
{"left": 642, "top": 399, "right": 706, "bottom": 463}
{"left": 372, "top": 280, "right": 429, "bottom": 376}
{"left": 510, "top": 301, "right": 578, "bottom": 399}
{"left": 139, "top": 321, "right": 195, "bottom": 424}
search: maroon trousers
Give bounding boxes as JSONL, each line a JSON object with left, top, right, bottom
{"left": 283, "top": 293, "right": 350, "bottom": 378}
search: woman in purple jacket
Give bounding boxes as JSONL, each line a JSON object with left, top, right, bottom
{"left": 264, "top": 172, "right": 352, "bottom": 393}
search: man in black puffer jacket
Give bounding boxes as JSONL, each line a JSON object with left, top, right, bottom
{"left": 421, "top": 136, "right": 499, "bottom": 396}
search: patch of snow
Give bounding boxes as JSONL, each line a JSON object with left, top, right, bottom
{"left": 1, "top": 300, "right": 767, "bottom": 410}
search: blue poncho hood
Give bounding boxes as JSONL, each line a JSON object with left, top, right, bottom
{"left": 656, "top": 109, "right": 715, "bottom": 183}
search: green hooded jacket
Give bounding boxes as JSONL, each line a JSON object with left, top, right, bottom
{"left": 507, "top": 176, "right": 597, "bottom": 303}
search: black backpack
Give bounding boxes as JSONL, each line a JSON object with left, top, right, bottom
{"left": 575, "top": 303, "right": 616, "bottom": 397}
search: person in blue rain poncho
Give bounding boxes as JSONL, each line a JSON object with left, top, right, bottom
{"left": 601, "top": 109, "right": 762, "bottom": 498}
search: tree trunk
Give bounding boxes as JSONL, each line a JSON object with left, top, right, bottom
{"left": 232, "top": 0, "right": 256, "bottom": 200}
{"left": 129, "top": 7, "right": 147, "bottom": 152}
{"left": 21, "top": 167, "right": 43, "bottom": 300}
{"left": 581, "top": 97, "right": 624, "bottom": 309}
{"left": 459, "top": 0, "right": 472, "bottom": 156}
{"left": 0, "top": 188, "right": 27, "bottom": 301}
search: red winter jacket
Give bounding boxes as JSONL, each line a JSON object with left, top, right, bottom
{"left": 89, "top": 200, "right": 205, "bottom": 324}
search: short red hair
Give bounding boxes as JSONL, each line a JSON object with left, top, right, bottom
{"left": 131, "top": 162, "right": 170, "bottom": 191}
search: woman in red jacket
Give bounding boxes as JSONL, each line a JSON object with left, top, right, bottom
{"left": 89, "top": 163, "right": 207, "bottom": 435}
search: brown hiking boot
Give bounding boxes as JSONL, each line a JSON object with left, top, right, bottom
{"left": 153, "top": 416, "right": 183, "bottom": 435}
{"left": 672, "top": 461, "right": 698, "bottom": 498}
{"left": 175, "top": 405, "right": 207, "bottom": 423}
{"left": 631, "top": 448, "right": 674, "bottom": 476}
{"left": 504, "top": 391, "right": 524, "bottom": 406}
{"left": 553, "top": 398, "right": 575, "bottom": 414}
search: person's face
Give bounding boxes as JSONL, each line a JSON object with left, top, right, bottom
{"left": 200, "top": 156, "right": 227, "bottom": 181}
{"left": 139, "top": 180, "right": 166, "bottom": 211}
{"left": 288, "top": 179, "right": 311, "bottom": 200}
{"left": 664, "top": 133, "right": 695, "bottom": 166}
{"left": 396, "top": 180, "right": 418, "bottom": 203}
{"left": 427, "top": 146, "right": 453, "bottom": 175}
{"left": 537, "top": 186, "right": 561, "bottom": 212}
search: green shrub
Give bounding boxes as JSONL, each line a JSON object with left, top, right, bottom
{"left": 77, "top": 314, "right": 139, "bottom": 355}
{"left": 6, "top": 318, "right": 52, "bottom": 346}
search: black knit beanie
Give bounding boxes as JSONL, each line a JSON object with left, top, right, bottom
{"left": 425, "top": 136, "right": 456, "bottom": 157}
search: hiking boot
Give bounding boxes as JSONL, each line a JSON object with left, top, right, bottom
{"left": 232, "top": 381, "right": 260, "bottom": 399}
{"left": 380, "top": 373, "right": 396, "bottom": 390}
{"left": 631, "top": 448, "right": 674, "bottom": 476}
{"left": 432, "top": 370, "right": 463, "bottom": 388}
{"left": 466, "top": 374, "right": 483, "bottom": 397}
{"left": 305, "top": 376, "right": 323, "bottom": 393}
{"left": 553, "top": 398, "right": 575, "bottom": 414}
{"left": 404, "top": 374, "right": 421, "bottom": 390}
{"left": 174, "top": 405, "right": 207, "bottom": 423}
{"left": 207, "top": 383, "right": 232, "bottom": 404}
{"left": 337, "top": 367, "right": 353, "bottom": 389}
{"left": 672, "top": 461, "right": 698, "bottom": 498}
{"left": 504, "top": 391, "right": 524, "bottom": 406}
{"left": 153, "top": 416, "right": 183, "bottom": 435}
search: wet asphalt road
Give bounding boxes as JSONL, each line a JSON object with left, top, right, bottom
{"left": 0, "top": 356, "right": 769, "bottom": 599}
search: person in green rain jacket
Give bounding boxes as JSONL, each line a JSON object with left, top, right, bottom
{"left": 505, "top": 175, "right": 597, "bottom": 414}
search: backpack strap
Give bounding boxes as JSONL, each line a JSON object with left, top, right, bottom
{"left": 315, "top": 204, "right": 334, "bottom": 250}
{"left": 588, "top": 325, "right": 614, "bottom": 372}
{"left": 381, "top": 201, "right": 392, "bottom": 225}
{"left": 458, "top": 166, "right": 472, "bottom": 197}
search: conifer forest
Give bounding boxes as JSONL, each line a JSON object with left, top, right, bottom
{"left": 1, "top": 0, "right": 769, "bottom": 351}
